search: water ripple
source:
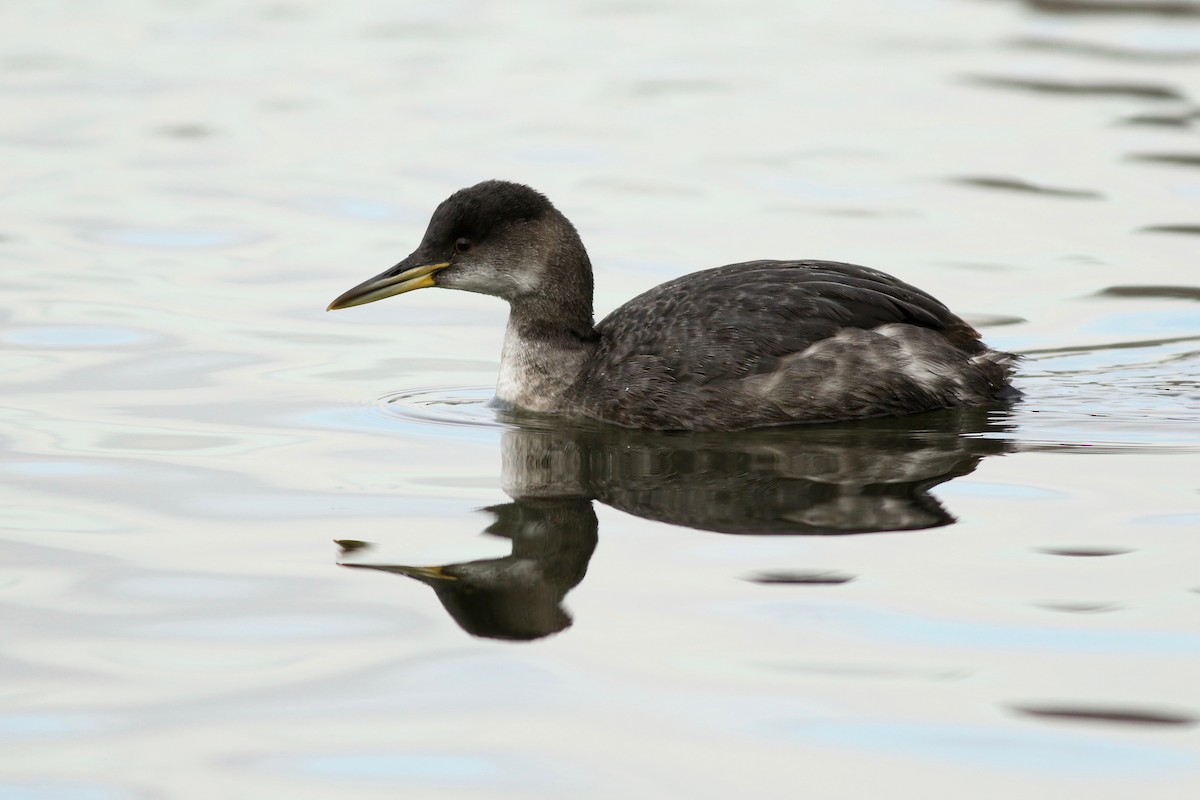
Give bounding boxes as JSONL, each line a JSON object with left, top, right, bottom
{"left": 1020, "top": 0, "right": 1200, "bottom": 17}
{"left": 1012, "top": 703, "right": 1197, "bottom": 728}
{"left": 950, "top": 176, "right": 1102, "bottom": 199}
{"left": 1008, "top": 36, "right": 1200, "bottom": 63}
{"left": 967, "top": 75, "right": 1185, "bottom": 100}
{"left": 1141, "top": 224, "right": 1200, "bottom": 236}
{"left": 1006, "top": 334, "right": 1200, "bottom": 452}
{"left": 377, "top": 386, "right": 507, "bottom": 430}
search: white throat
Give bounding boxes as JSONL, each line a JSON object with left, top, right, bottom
{"left": 494, "top": 317, "right": 587, "bottom": 413}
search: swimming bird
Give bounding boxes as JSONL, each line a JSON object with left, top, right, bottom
{"left": 328, "top": 180, "right": 1017, "bottom": 430}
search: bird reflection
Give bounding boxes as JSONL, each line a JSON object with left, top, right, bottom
{"left": 341, "top": 407, "right": 1013, "bottom": 640}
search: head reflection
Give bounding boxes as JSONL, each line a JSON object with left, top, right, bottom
{"left": 342, "top": 408, "right": 1013, "bottom": 641}
{"left": 344, "top": 498, "right": 596, "bottom": 641}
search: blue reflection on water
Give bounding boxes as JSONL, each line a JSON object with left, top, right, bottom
{"left": 291, "top": 752, "right": 502, "bottom": 781}
{"left": 294, "top": 399, "right": 502, "bottom": 444}
{"left": 256, "top": 749, "right": 582, "bottom": 790}
{"left": 0, "top": 713, "right": 108, "bottom": 740}
{"left": 759, "top": 602, "right": 1200, "bottom": 655}
{"left": 934, "top": 481, "right": 1064, "bottom": 500}
{"left": 1083, "top": 310, "right": 1200, "bottom": 337}
{"left": 776, "top": 719, "right": 1199, "bottom": 773}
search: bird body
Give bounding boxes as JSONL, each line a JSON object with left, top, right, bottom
{"left": 329, "top": 181, "right": 1017, "bottom": 430}
{"left": 570, "top": 260, "right": 1014, "bottom": 429}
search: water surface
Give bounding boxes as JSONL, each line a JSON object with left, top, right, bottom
{"left": 2, "top": 1, "right": 1200, "bottom": 797}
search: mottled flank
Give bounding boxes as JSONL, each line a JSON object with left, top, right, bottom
{"left": 329, "top": 180, "right": 1020, "bottom": 431}
{"left": 573, "top": 261, "right": 1017, "bottom": 429}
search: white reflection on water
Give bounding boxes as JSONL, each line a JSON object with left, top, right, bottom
{"left": 3, "top": 326, "right": 151, "bottom": 348}
{"left": 78, "top": 226, "right": 263, "bottom": 249}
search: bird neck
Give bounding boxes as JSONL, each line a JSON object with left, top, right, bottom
{"left": 496, "top": 299, "right": 599, "bottom": 413}
{"left": 496, "top": 225, "right": 599, "bottom": 412}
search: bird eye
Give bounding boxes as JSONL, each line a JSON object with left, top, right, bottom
{"left": 454, "top": 238, "right": 472, "bottom": 254}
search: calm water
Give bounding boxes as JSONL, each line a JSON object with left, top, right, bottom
{"left": 3, "top": 0, "right": 1200, "bottom": 797}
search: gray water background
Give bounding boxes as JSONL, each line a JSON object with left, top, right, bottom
{"left": 3, "top": 0, "right": 1200, "bottom": 797}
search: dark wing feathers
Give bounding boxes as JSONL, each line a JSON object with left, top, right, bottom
{"left": 592, "top": 260, "right": 982, "bottom": 385}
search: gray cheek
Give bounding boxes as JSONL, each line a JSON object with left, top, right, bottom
{"left": 440, "top": 259, "right": 504, "bottom": 295}
{"left": 442, "top": 257, "right": 543, "bottom": 300}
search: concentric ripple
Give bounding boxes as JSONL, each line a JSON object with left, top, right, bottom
{"left": 376, "top": 385, "right": 508, "bottom": 430}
